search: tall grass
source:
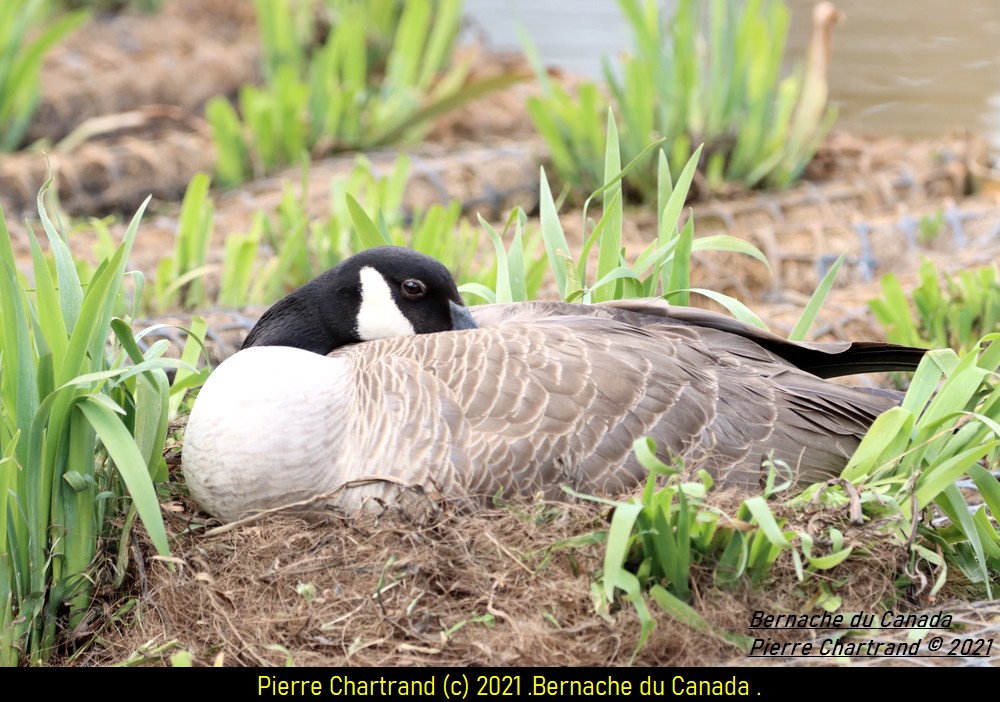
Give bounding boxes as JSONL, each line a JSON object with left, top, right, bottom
{"left": 0, "top": 1, "right": 89, "bottom": 151}
{"left": 594, "top": 335, "right": 1000, "bottom": 659}
{"left": 0, "top": 183, "right": 200, "bottom": 665}
{"left": 180, "top": 155, "right": 485, "bottom": 308}
{"left": 527, "top": 0, "right": 838, "bottom": 202}
{"left": 427, "top": 111, "right": 777, "bottom": 322}
{"left": 798, "top": 337, "right": 1000, "bottom": 601}
{"left": 209, "top": 0, "right": 524, "bottom": 185}
{"left": 591, "top": 336, "right": 1000, "bottom": 660}
{"left": 156, "top": 156, "right": 511, "bottom": 311}
{"left": 95, "top": 155, "right": 456, "bottom": 312}
{"left": 153, "top": 173, "right": 214, "bottom": 313}
{"left": 870, "top": 258, "right": 1000, "bottom": 353}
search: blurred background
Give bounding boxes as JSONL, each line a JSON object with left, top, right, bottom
{"left": 472, "top": 0, "right": 1000, "bottom": 150}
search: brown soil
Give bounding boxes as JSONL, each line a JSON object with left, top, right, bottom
{"left": 3, "top": 0, "right": 999, "bottom": 669}
{"left": 29, "top": 0, "right": 258, "bottom": 145}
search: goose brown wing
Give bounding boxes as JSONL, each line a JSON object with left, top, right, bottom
{"left": 594, "top": 300, "right": 926, "bottom": 378}
{"left": 344, "top": 317, "right": 897, "bottom": 502}
{"left": 346, "top": 319, "right": 711, "bottom": 499}
{"left": 472, "top": 300, "right": 927, "bottom": 379}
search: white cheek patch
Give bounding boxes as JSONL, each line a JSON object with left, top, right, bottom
{"left": 356, "top": 266, "right": 416, "bottom": 341}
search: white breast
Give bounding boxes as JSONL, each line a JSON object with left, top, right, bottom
{"left": 183, "top": 347, "right": 360, "bottom": 520}
{"left": 184, "top": 343, "right": 481, "bottom": 521}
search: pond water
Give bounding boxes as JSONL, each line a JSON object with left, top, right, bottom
{"left": 466, "top": 0, "right": 1000, "bottom": 153}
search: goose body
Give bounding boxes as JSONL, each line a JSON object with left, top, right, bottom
{"left": 182, "top": 248, "right": 924, "bottom": 521}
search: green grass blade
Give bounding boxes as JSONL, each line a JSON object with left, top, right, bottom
{"left": 968, "top": 464, "right": 1000, "bottom": 523}
{"left": 935, "top": 484, "right": 992, "bottom": 598}
{"left": 742, "top": 496, "right": 790, "bottom": 547}
{"left": 602, "top": 501, "right": 643, "bottom": 604}
{"left": 539, "top": 167, "right": 572, "bottom": 299}
{"left": 665, "top": 217, "right": 694, "bottom": 305}
{"left": 595, "top": 108, "right": 623, "bottom": 302}
{"left": 37, "top": 179, "right": 83, "bottom": 335}
{"left": 669, "top": 288, "right": 769, "bottom": 330}
{"left": 478, "top": 215, "right": 512, "bottom": 303}
{"left": 650, "top": 584, "right": 754, "bottom": 650}
{"left": 789, "top": 253, "right": 845, "bottom": 341}
{"left": 76, "top": 399, "right": 169, "bottom": 557}
{"left": 690, "top": 235, "right": 771, "bottom": 271}
{"left": 346, "top": 194, "right": 391, "bottom": 247}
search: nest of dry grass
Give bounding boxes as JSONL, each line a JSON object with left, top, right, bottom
{"left": 50, "top": 473, "right": 991, "bottom": 668}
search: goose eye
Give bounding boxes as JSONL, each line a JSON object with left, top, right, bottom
{"left": 401, "top": 279, "right": 427, "bottom": 300}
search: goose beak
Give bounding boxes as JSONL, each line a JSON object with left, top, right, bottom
{"left": 449, "top": 300, "right": 479, "bottom": 330}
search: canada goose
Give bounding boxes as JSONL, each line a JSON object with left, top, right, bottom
{"left": 182, "top": 247, "right": 925, "bottom": 522}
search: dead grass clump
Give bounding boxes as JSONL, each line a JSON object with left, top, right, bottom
{"left": 66, "top": 495, "right": 640, "bottom": 666}
{"left": 53, "top": 477, "right": 963, "bottom": 668}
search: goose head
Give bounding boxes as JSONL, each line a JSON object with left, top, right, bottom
{"left": 242, "top": 245, "right": 478, "bottom": 354}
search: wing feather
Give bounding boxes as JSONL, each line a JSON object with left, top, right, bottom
{"left": 333, "top": 306, "right": 904, "bottom": 504}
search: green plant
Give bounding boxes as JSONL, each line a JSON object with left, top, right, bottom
{"left": 916, "top": 211, "right": 945, "bottom": 246}
{"left": 209, "top": 0, "right": 524, "bottom": 185}
{"left": 254, "top": 0, "right": 404, "bottom": 79}
{"left": 869, "top": 258, "right": 1000, "bottom": 353}
{"left": 0, "top": 183, "right": 201, "bottom": 665}
{"left": 584, "top": 445, "right": 843, "bottom": 660}
{"left": 152, "top": 173, "right": 214, "bottom": 313}
{"left": 804, "top": 337, "right": 1000, "bottom": 594}
{"left": 219, "top": 154, "right": 494, "bottom": 306}
{"left": 446, "top": 111, "right": 773, "bottom": 320}
{"left": 137, "top": 153, "right": 503, "bottom": 312}
{"left": 356, "top": 107, "right": 842, "bottom": 337}
{"left": 592, "top": 334, "right": 1000, "bottom": 660}
{"left": 0, "top": 1, "right": 89, "bottom": 151}
{"left": 526, "top": 0, "right": 838, "bottom": 202}
{"left": 344, "top": 113, "right": 762, "bottom": 309}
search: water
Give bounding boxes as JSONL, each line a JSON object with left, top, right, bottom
{"left": 465, "top": 0, "right": 1000, "bottom": 153}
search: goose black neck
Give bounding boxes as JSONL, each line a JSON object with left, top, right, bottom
{"left": 242, "top": 287, "right": 360, "bottom": 355}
